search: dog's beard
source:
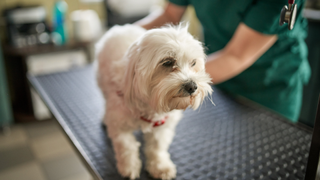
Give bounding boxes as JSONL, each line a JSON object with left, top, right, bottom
{"left": 149, "top": 71, "right": 212, "bottom": 113}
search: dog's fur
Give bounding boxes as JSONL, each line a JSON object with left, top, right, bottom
{"left": 96, "top": 24, "right": 212, "bottom": 180}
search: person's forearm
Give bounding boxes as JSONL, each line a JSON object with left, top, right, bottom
{"left": 134, "top": 3, "right": 186, "bottom": 30}
{"left": 206, "top": 23, "right": 277, "bottom": 84}
{"left": 134, "top": 9, "right": 174, "bottom": 30}
{"left": 205, "top": 50, "right": 256, "bottom": 84}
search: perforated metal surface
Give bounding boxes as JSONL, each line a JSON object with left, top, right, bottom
{"left": 29, "top": 65, "right": 312, "bottom": 180}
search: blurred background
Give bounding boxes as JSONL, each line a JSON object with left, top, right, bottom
{"left": 0, "top": 0, "right": 320, "bottom": 180}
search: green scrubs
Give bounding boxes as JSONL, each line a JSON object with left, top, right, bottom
{"left": 169, "top": 0, "right": 310, "bottom": 122}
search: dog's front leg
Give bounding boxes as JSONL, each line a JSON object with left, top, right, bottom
{"left": 144, "top": 126, "right": 177, "bottom": 180}
{"left": 108, "top": 128, "right": 142, "bottom": 179}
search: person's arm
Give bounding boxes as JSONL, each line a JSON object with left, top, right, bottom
{"left": 134, "top": 3, "right": 187, "bottom": 30}
{"left": 206, "top": 23, "right": 278, "bottom": 84}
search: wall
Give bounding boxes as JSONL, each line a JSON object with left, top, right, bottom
{"left": 0, "top": 0, "right": 106, "bottom": 42}
{"left": 0, "top": 0, "right": 205, "bottom": 43}
{"left": 182, "top": 6, "right": 203, "bottom": 42}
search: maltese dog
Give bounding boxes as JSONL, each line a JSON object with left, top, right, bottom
{"left": 96, "top": 24, "right": 213, "bottom": 180}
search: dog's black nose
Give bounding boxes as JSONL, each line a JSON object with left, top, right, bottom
{"left": 184, "top": 81, "right": 197, "bottom": 95}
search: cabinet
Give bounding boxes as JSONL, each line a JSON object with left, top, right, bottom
{"left": 3, "top": 41, "right": 91, "bottom": 122}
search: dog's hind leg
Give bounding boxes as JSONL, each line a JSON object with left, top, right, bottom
{"left": 143, "top": 123, "right": 178, "bottom": 180}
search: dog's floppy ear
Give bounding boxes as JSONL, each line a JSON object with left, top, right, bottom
{"left": 122, "top": 42, "right": 146, "bottom": 112}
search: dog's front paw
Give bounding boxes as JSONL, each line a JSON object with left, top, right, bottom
{"left": 117, "top": 158, "right": 142, "bottom": 180}
{"left": 146, "top": 158, "right": 177, "bottom": 180}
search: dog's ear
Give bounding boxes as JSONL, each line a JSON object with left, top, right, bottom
{"left": 122, "top": 43, "right": 146, "bottom": 111}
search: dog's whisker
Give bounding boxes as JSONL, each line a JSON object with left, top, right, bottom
{"left": 207, "top": 91, "right": 216, "bottom": 106}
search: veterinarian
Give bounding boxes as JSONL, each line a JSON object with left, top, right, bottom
{"left": 135, "top": 0, "right": 310, "bottom": 122}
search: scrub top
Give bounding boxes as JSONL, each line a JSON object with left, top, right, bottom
{"left": 169, "top": 0, "right": 310, "bottom": 122}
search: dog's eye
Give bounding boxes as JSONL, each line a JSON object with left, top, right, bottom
{"left": 191, "top": 60, "right": 196, "bottom": 67}
{"left": 163, "top": 61, "right": 174, "bottom": 67}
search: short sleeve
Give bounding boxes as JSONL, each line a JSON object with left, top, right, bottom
{"left": 169, "top": 0, "right": 189, "bottom": 6}
{"left": 242, "top": 0, "right": 288, "bottom": 34}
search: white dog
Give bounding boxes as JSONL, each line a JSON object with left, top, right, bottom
{"left": 96, "top": 24, "right": 213, "bottom": 180}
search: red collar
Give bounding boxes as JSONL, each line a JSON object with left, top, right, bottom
{"left": 140, "top": 116, "right": 168, "bottom": 127}
{"left": 116, "top": 91, "right": 124, "bottom": 97}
